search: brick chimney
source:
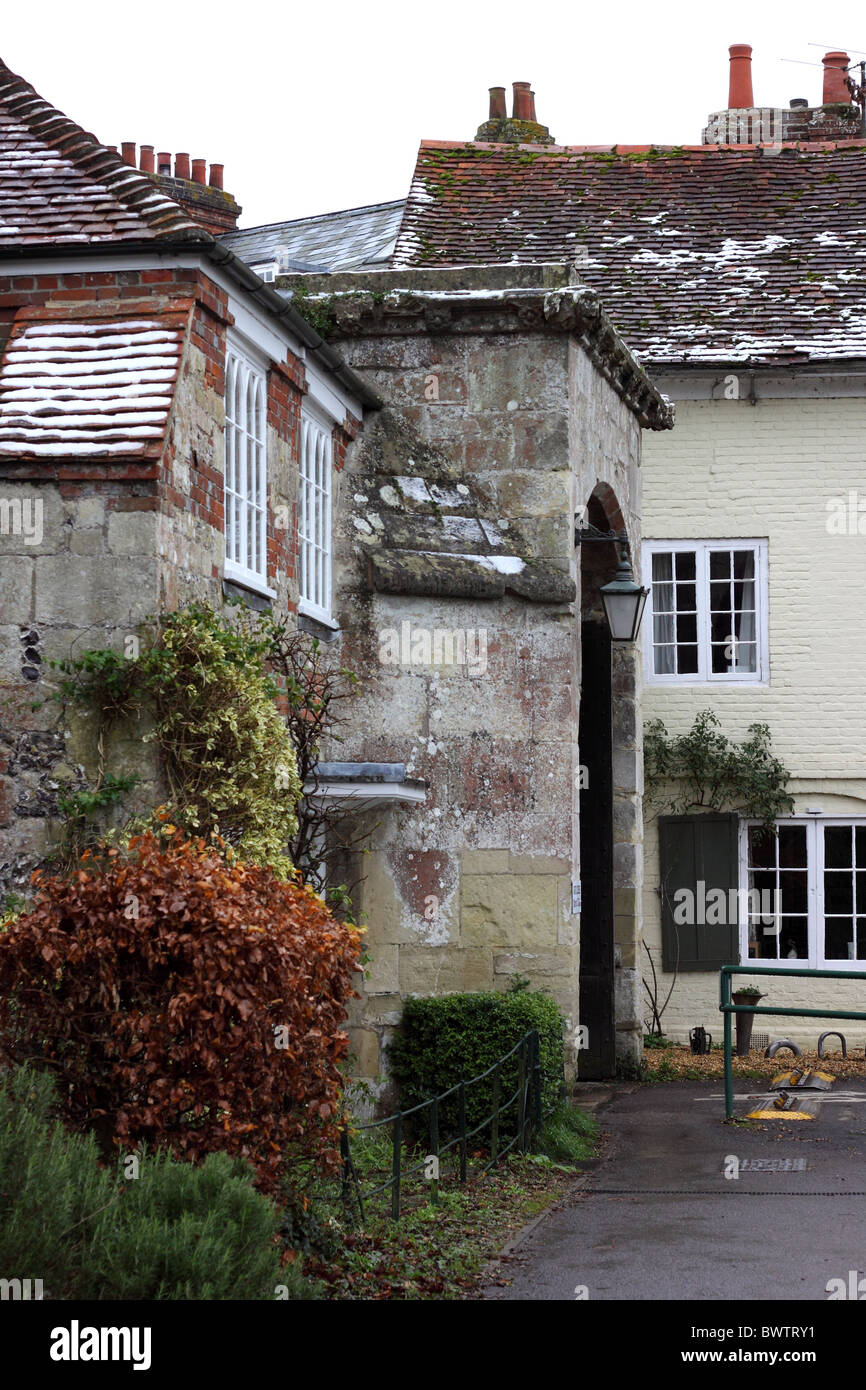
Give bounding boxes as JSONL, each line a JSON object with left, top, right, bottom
{"left": 114, "top": 142, "right": 242, "bottom": 234}
{"left": 475, "top": 80, "right": 555, "bottom": 144}
{"left": 728, "top": 44, "right": 754, "bottom": 108}
{"left": 703, "top": 41, "right": 862, "bottom": 144}
{"left": 823, "top": 51, "right": 851, "bottom": 104}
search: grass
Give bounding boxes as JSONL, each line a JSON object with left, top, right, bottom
{"left": 288, "top": 1102, "right": 598, "bottom": 1300}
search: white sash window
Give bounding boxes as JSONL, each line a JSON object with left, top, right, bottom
{"left": 299, "top": 409, "right": 333, "bottom": 623}
{"left": 224, "top": 341, "right": 270, "bottom": 594}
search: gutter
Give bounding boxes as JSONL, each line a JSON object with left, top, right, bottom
{"left": 0, "top": 236, "right": 382, "bottom": 411}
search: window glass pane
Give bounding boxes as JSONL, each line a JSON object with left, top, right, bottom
{"left": 857, "top": 919, "right": 866, "bottom": 960}
{"left": 652, "top": 552, "right": 673, "bottom": 582}
{"left": 749, "top": 826, "right": 775, "bottom": 869}
{"left": 676, "top": 614, "right": 697, "bottom": 644}
{"left": 779, "top": 826, "right": 807, "bottom": 867}
{"left": 779, "top": 870, "right": 807, "bottom": 916}
{"left": 825, "top": 872, "right": 853, "bottom": 914}
{"left": 733, "top": 550, "right": 755, "bottom": 580}
{"left": 674, "top": 551, "right": 695, "bottom": 580}
{"left": 653, "top": 582, "right": 674, "bottom": 613}
{"left": 677, "top": 645, "right": 699, "bottom": 674}
{"left": 710, "top": 581, "right": 730, "bottom": 611}
{"left": 825, "top": 918, "right": 853, "bottom": 960}
{"left": 779, "top": 918, "right": 808, "bottom": 959}
{"left": 675, "top": 583, "right": 696, "bottom": 612}
{"left": 825, "top": 826, "right": 852, "bottom": 868}
{"left": 709, "top": 551, "right": 731, "bottom": 580}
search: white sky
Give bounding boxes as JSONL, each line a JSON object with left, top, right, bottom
{"left": 4, "top": 0, "right": 865, "bottom": 230}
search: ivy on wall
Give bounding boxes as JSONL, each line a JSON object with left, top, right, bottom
{"left": 643, "top": 709, "right": 794, "bottom": 831}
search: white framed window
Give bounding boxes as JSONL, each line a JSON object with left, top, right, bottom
{"left": 299, "top": 407, "right": 334, "bottom": 625}
{"left": 642, "top": 539, "right": 768, "bottom": 684}
{"left": 224, "top": 340, "right": 273, "bottom": 596}
{"left": 739, "top": 818, "right": 866, "bottom": 970}
{"left": 252, "top": 263, "right": 277, "bottom": 283}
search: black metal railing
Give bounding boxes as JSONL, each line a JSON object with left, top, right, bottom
{"left": 340, "top": 1029, "right": 547, "bottom": 1221}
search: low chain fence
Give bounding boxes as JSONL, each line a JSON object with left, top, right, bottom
{"left": 339, "top": 1029, "right": 550, "bottom": 1221}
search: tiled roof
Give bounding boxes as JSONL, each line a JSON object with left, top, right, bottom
{"left": 393, "top": 140, "right": 866, "bottom": 366}
{"left": 221, "top": 200, "right": 405, "bottom": 273}
{"left": 0, "top": 303, "right": 190, "bottom": 459}
{"left": 0, "top": 59, "right": 209, "bottom": 246}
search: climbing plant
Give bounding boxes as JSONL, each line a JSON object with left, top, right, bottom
{"left": 53, "top": 602, "right": 301, "bottom": 878}
{"left": 643, "top": 709, "right": 793, "bottom": 831}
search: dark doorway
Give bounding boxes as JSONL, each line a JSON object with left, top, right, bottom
{"left": 578, "top": 621, "right": 615, "bottom": 1079}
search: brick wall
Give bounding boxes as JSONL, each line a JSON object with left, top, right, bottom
{"left": 640, "top": 390, "right": 866, "bottom": 1044}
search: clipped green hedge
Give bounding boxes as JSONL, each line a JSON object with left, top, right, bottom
{"left": 388, "top": 986, "right": 565, "bottom": 1141}
{"left": 0, "top": 1064, "right": 312, "bottom": 1300}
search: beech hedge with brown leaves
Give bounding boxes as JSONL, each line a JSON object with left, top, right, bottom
{"left": 0, "top": 831, "right": 362, "bottom": 1192}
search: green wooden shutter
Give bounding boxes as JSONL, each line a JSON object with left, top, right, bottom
{"left": 659, "top": 814, "right": 739, "bottom": 973}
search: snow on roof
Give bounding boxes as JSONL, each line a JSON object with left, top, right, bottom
{"left": 0, "top": 58, "right": 208, "bottom": 246}
{"left": 393, "top": 140, "right": 866, "bottom": 366}
{"left": 0, "top": 308, "right": 189, "bottom": 460}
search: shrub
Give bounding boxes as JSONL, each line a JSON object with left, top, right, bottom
{"left": 0, "top": 1064, "right": 301, "bottom": 1299}
{"left": 0, "top": 830, "right": 361, "bottom": 1191}
{"left": 53, "top": 602, "right": 302, "bottom": 878}
{"left": 388, "top": 985, "right": 565, "bottom": 1140}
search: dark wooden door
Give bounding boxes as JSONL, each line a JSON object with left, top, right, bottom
{"left": 578, "top": 621, "right": 616, "bottom": 1079}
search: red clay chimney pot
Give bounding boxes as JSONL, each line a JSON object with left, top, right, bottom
{"left": 121, "top": 141, "right": 136, "bottom": 166}
{"left": 512, "top": 81, "right": 532, "bottom": 121}
{"left": 174, "top": 152, "right": 190, "bottom": 180}
{"left": 489, "top": 86, "right": 506, "bottom": 120}
{"left": 157, "top": 151, "right": 172, "bottom": 175}
{"left": 528, "top": 88, "right": 538, "bottom": 122}
{"left": 823, "top": 51, "right": 851, "bottom": 104}
{"left": 728, "top": 44, "right": 754, "bottom": 109}
{"left": 191, "top": 158, "right": 206, "bottom": 185}
{"left": 209, "top": 163, "right": 224, "bottom": 190}
{"left": 139, "top": 144, "right": 154, "bottom": 173}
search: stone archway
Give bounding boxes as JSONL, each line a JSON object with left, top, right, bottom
{"left": 578, "top": 486, "right": 643, "bottom": 1076}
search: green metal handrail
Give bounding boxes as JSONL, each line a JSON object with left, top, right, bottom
{"left": 719, "top": 964, "right": 866, "bottom": 1120}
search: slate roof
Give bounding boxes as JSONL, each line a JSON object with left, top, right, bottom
{"left": 0, "top": 58, "right": 209, "bottom": 247}
{"left": 0, "top": 304, "right": 190, "bottom": 459}
{"left": 221, "top": 200, "right": 405, "bottom": 273}
{"left": 392, "top": 140, "right": 866, "bottom": 367}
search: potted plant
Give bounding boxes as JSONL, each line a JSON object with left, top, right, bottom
{"left": 731, "top": 984, "right": 765, "bottom": 1056}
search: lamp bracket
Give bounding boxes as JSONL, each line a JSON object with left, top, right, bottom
{"left": 574, "top": 519, "right": 630, "bottom": 551}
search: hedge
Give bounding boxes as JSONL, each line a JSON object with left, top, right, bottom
{"left": 0, "top": 1064, "right": 310, "bottom": 1299}
{"left": 387, "top": 986, "right": 565, "bottom": 1141}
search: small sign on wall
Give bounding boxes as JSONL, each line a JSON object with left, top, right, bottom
{"left": 571, "top": 880, "right": 582, "bottom": 915}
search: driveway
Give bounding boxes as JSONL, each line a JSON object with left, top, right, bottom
{"left": 484, "top": 1079, "right": 866, "bottom": 1301}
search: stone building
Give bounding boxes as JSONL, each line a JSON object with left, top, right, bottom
{"left": 375, "top": 47, "right": 866, "bottom": 1047}
{"left": 0, "top": 56, "right": 373, "bottom": 893}
{"left": 0, "top": 55, "right": 674, "bottom": 1096}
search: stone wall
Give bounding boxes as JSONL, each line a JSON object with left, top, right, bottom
{"left": 322, "top": 298, "right": 649, "bottom": 1090}
{"left": 0, "top": 265, "right": 308, "bottom": 894}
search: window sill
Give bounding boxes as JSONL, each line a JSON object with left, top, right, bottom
{"left": 223, "top": 561, "right": 277, "bottom": 602}
{"left": 299, "top": 599, "right": 339, "bottom": 631}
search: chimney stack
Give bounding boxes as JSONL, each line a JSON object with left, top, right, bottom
{"left": 157, "top": 151, "right": 172, "bottom": 175}
{"left": 121, "top": 141, "right": 137, "bottom": 166}
{"left": 209, "top": 163, "right": 224, "bottom": 190}
{"left": 174, "top": 152, "right": 190, "bottom": 180}
{"left": 191, "top": 158, "right": 207, "bottom": 185}
{"left": 489, "top": 86, "right": 506, "bottom": 120}
{"left": 139, "top": 144, "right": 154, "bottom": 174}
{"left": 728, "top": 44, "right": 754, "bottom": 108}
{"left": 823, "top": 51, "right": 851, "bottom": 104}
{"left": 512, "top": 81, "right": 533, "bottom": 120}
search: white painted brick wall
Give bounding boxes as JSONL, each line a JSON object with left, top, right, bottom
{"left": 640, "top": 394, "right": 866, "bottom": 1046}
